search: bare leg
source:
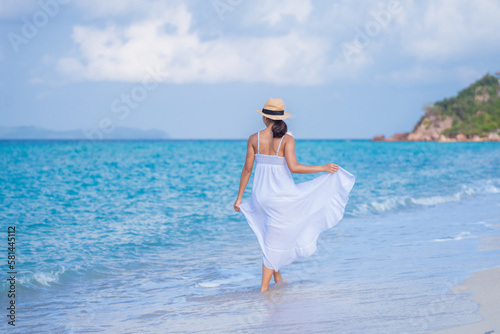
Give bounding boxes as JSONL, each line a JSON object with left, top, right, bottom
{"left": 273, "top": 270, "right": 282, "bottom": 283}
{"left": 261, "top": 263, "right": 274, "bottom": 292}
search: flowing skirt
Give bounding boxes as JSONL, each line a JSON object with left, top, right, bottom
{"left": 239, "top": 159, "right": 355, "bottom": 271}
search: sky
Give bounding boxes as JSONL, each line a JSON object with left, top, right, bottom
{"left": 1, "top": 0, "right": 499, "bottom": 139}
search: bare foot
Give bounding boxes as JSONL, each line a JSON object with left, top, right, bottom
{"left": 260, "top": 287, "right": 269, "bottom": 292}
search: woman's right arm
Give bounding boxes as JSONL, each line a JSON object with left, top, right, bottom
{"left": 284, "top": 135, "right": 339, "bottom": 174}
{"left": 234, "top": 135, "right": 256, "bottom": 212}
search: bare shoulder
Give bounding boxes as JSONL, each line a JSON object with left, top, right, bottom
{"left": 284, "top": 133, "right": 295, "bottom": 144}
{"left": 247, "top": 132, "right": 258, "bottom": 148}
{"left": 248, "top": 132, "right": 258, "bottom": 142}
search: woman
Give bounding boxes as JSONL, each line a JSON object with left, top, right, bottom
{"left": 233, "top": 98, "right": 356, "bottom": 292}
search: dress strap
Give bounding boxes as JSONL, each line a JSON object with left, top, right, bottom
{"left": 257, "top": 131, "right": 260, "bottom": 154}
{"left": 276, "top": 135, "right": 285, "bottom": 156}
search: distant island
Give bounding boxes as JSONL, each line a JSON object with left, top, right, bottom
{"left": 0, "top": 126, "right": 170, "bottom": 140}
{"left": 373, "top": 73, "right": 500, "bottom": 142}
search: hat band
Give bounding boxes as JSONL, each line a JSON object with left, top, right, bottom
{"left": 262, "top": 108, "right": 284, "bottom": 116}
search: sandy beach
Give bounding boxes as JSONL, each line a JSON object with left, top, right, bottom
{"left": 432, "top": 224, "right": 500, "bottom": 334}
{"left": 431, "top": 267, "right": 500, "bottom": 333}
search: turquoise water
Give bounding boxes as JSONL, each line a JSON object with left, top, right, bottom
{"left": 0, "top": 139, "right": 499, "bottom": 333}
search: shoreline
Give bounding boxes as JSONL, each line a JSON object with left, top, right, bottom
{"left": 432, "top": 223, "right": 500, "bottom": 333}
{"left": 372, "top": 134, "right": 500, "bottom": 142}
{"left": 373, "top": 139, "right": 500, "bottom": 142}
{"left": 431, "top": 266, "right": 500, "bottom": 333}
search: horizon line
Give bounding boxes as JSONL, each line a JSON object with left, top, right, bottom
{"left": 0, "top": 137, "right": 373, "bottom": 141}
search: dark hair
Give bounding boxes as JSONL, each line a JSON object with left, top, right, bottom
{"left": 272, "top": 120, "right": 287, "bottom": 138}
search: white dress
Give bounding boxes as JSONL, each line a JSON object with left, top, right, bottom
{"left": 239, "top": 131, "right": 356, "bottom": 271}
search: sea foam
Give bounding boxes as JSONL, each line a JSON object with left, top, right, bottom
{"left": 432, "top": 232, "right": 476, "bottom": 242}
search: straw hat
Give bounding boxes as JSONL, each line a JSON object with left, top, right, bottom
{"left": 256, "top": 98, "right": 291, "bottom": 120}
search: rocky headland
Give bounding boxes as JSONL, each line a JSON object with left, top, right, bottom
{"left": 373, "top": 73, "right": 500, "bottom": 142}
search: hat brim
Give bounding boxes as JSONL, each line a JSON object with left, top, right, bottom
{"left": 256, "top": 109, "right": 291, "bottom": 120}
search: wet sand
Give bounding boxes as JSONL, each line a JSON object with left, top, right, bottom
{"left": 432, "top": 225, "right": 500, "bottom": 334}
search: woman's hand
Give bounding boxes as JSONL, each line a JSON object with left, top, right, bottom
{"left": 323, "top": 163, "right": 339, "bottom": 173}
{"left": 233, "top": 198, "right": 242, "bottom": 212}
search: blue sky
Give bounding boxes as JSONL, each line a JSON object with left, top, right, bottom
{"left": 1, "top": 0, "right": 499, "bottom": 139}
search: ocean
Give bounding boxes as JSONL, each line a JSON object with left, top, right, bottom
{"left": 1, "top": 139, "right": 499, "bottom": 333}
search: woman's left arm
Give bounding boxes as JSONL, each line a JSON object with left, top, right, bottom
{"left": 234, "top": 136, "right": 255, "bottom": 212}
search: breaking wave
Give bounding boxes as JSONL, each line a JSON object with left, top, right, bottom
{"left": 351, "top": 180, "right": 500, "bottom": 217}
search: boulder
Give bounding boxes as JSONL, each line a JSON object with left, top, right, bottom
{"left": 371, "top": 134, "right": 386, "bottom": 141}
{"left": 386, "top": 133, "right": 409, "bottom": 141}
{"left": 438, "top": 134, "right": 452, "bottom": 142}
{"left": 488, "top": 131, "right": 500, "bottom": 141}
{"left": 471, "top": 135, "right": 483, "bottom": 142}
{"left": 408, "top": 110, "right": 453, "bottom": 141}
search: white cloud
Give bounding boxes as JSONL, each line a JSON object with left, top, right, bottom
{"left": 56, "top": 3, "right": 367, "bottom": 85}
{"left": 398, "top": 0, "right": 500, "bottom": 62}
{"left": 252, "top": 0, "right": 313, "bottom": 26}
{"left": 53, "top": 0, "right": 500, "bottom": 86}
